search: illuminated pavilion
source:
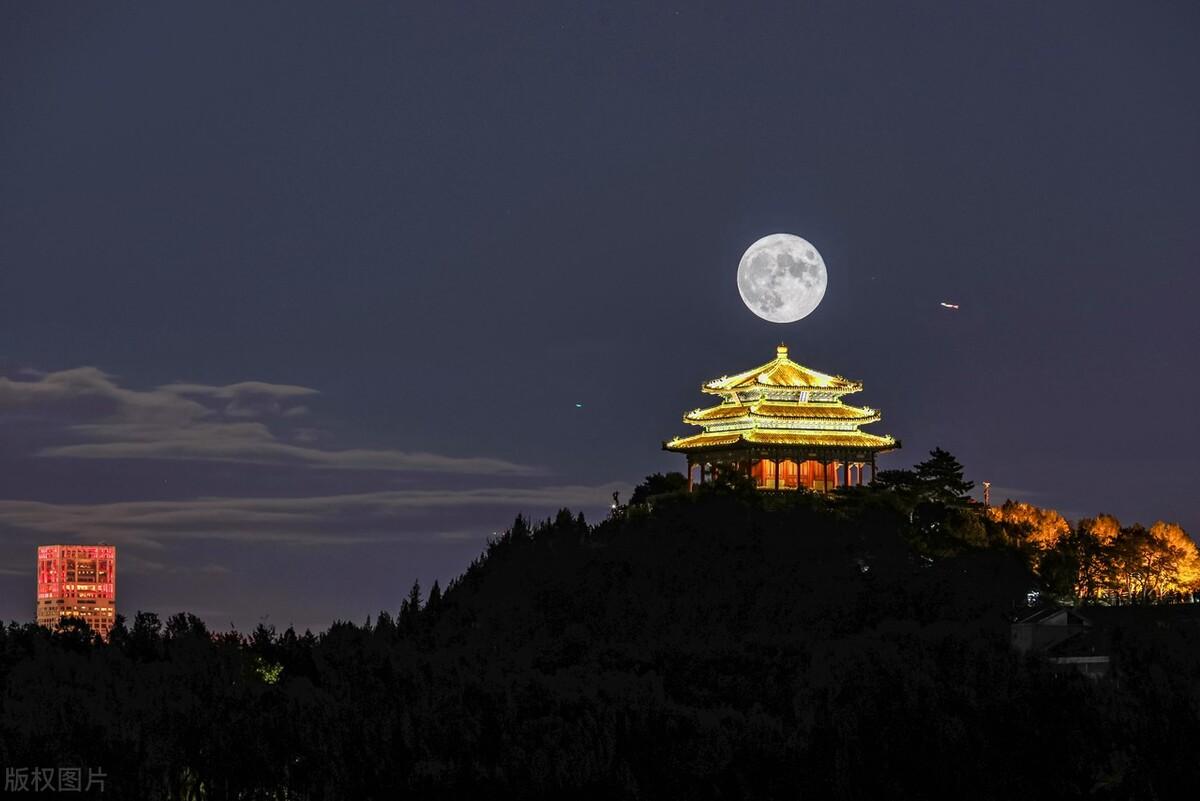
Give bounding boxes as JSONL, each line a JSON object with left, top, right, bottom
{"left": 664, "top": 345, "right": 899, "bottom": 491}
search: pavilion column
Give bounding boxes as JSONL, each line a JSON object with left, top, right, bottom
{"left": 869, "top": 460, "right": 876, "bottom": 483}
{"left": 687, "top": 460, "right": 694, "bottom": 492}
{"left": 773, "top": 459, "right": 780, "bottom": 491}
{"left": 856, "top": 462, "right": 864, "bottom": 486}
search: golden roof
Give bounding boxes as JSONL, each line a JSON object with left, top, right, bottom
{"left": 665, "top": 345, "right": 898, "bottom": 457}
{"left": 702, "top": 345, "right": 860, "bottom": 396}
{"left": 684, "top": 400, "right": 879, "bottom": 425}
{"left": 666, "top": 430, "right": 898, "bottom": 451}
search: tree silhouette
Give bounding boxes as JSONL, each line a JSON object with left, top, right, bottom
{"left": 2, "top": 459, "right": 1200, "bottom": 799}
{"left": 630, "top": 472, "right": 689, "bottom": 505}
{"left": 914, "top": 447, "right": 974, "bottom": 504}
{"left": 400, "top": 579, "right": 422, "bottom": 629}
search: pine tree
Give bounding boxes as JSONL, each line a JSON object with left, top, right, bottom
{"left": 400, "top": 579, "right": 422, "bottom": 629}
{"left": 510, "top": 515, "right": 531, "bottom": 541}
{"left": 873, "top": 468, "right": 919, "bottom": 494}
{"left": 630, "top": 472, "right": 689, "bottom": 505}
{"left": 913, "top": 448, "right": 974, "bottom": 505}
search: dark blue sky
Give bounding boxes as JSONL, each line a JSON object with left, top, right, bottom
{"left": 3, "top": 2, "right": 1198, "bottom": 631}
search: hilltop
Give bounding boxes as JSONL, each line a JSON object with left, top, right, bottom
{"left": 3, "top": 456, "right": 1200, "bottom": 799}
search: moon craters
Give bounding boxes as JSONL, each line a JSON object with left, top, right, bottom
{"left": 737, "top": 233, "right": 828, "bottom": 324}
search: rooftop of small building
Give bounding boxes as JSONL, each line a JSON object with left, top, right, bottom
{"left": 702, "top": 345, "right": 862, "bottom": 395}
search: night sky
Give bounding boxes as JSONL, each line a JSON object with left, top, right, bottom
{"left": 3, "top": 2, "right": 1198, "bottom": 632}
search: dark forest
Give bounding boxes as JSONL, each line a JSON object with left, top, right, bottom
{"left": 4, "top": 453, "right": 1200, "bottom": 799}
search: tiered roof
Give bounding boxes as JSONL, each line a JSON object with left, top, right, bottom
{"left": 665, "top": 345, "right": 897, "bottom": 454}
{"left": 700, "top": 349, "right": 860, "bottom": 396}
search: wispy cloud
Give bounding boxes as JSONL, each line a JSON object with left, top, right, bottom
{"left": 0, "top": 367, "right": 536, "bottom": 475}
{"left": 162, "top": 381, "right": 319, "bottom": 418}
{"left": 0, "top": 367, "right": 207, "bottom": 425}
{"left": 0, "top": 483, "right": 625, "bottom": 547}
{"left": 39, "top": 429, "right": 535, "bottom": 474}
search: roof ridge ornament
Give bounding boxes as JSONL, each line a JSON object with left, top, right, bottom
{"left": 776, "top": 344, "right": 788, "bottom": 359}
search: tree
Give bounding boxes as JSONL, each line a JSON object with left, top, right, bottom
{"left": 697, "top": 463, "right": 758, "bottom": 497}
{"left": 1036, "top": 545, "right": 1081, "bottom": 600}
{"left": 913, "top": 448, "right": 974, "bottom": 505}
{"left": 164, "top": 612, "right": 208, "bottom": 639}
{"left": 1149, "top": 521, "right": 1200, "bottom": 599}
{"left": 1108, "top": 524, "right": 1157, "bottom": 602}
{"left": 400, "top": 580, "right": 422, "bottom": 629}
{"left": 1059, "top": 519, "right": 1117, "bottom": 602}
{"left": 987, "top": 500, "right": 1070, "bottom": 549}
{"left": 872, "top": 468, "right": 919, "bottom": 495}
{"left": 1082, "top": 514, "right": 1121, "bottom": 547}
{"left": 630, "top": 472, "right": 689, "bottom": 505}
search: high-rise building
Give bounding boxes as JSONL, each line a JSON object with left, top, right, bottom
{"left": 36, "top": 544, "right": 117, "bottom": 638}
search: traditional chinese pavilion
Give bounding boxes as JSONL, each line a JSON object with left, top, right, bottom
{"left": 664, "top": 345, "right": 899, "bottom": 491}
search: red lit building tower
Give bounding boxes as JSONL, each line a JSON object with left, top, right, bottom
{"left": 36, "top": 544, "right": 117, "bottom": 638}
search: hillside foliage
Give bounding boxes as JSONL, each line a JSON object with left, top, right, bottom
{"left": 2, "top": 451, "right": 1200, "bottom": 799}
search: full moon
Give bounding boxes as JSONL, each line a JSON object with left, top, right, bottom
{"left": 737, "top": 233, "right": 828, "bottom": 323}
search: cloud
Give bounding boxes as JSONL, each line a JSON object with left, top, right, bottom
{"left": 291, "top": 427, "right": 325, "bottom": 444}
{"left": 162, "top": 381, "right": 318, "bottom": 400}
{"left": 162, "top": 381, "right": 319, "bottom": 418}
{"left": 0, "top": 483, "right": 626, "bottom": 547}
{"left": 0, "top": 367, "right": 207, "bottom": 425}
{"left": 38, "top": 428, "right": 534, "bottom": 474}
{"left": 0, "top": 367, "right": 535, "bottom": 475}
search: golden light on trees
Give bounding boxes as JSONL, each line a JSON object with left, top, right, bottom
{"left": 987, "top": 501, "right": 1069, "bottom": 549}
{"left": 1149, "top": 521, "right": 1200, "bottom": 594}
{"left": 1082, "top": 514, "right": 1121, "bottom": 547}
{"left": 989, "top": 502, "right": 1200, "bottom": 604}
